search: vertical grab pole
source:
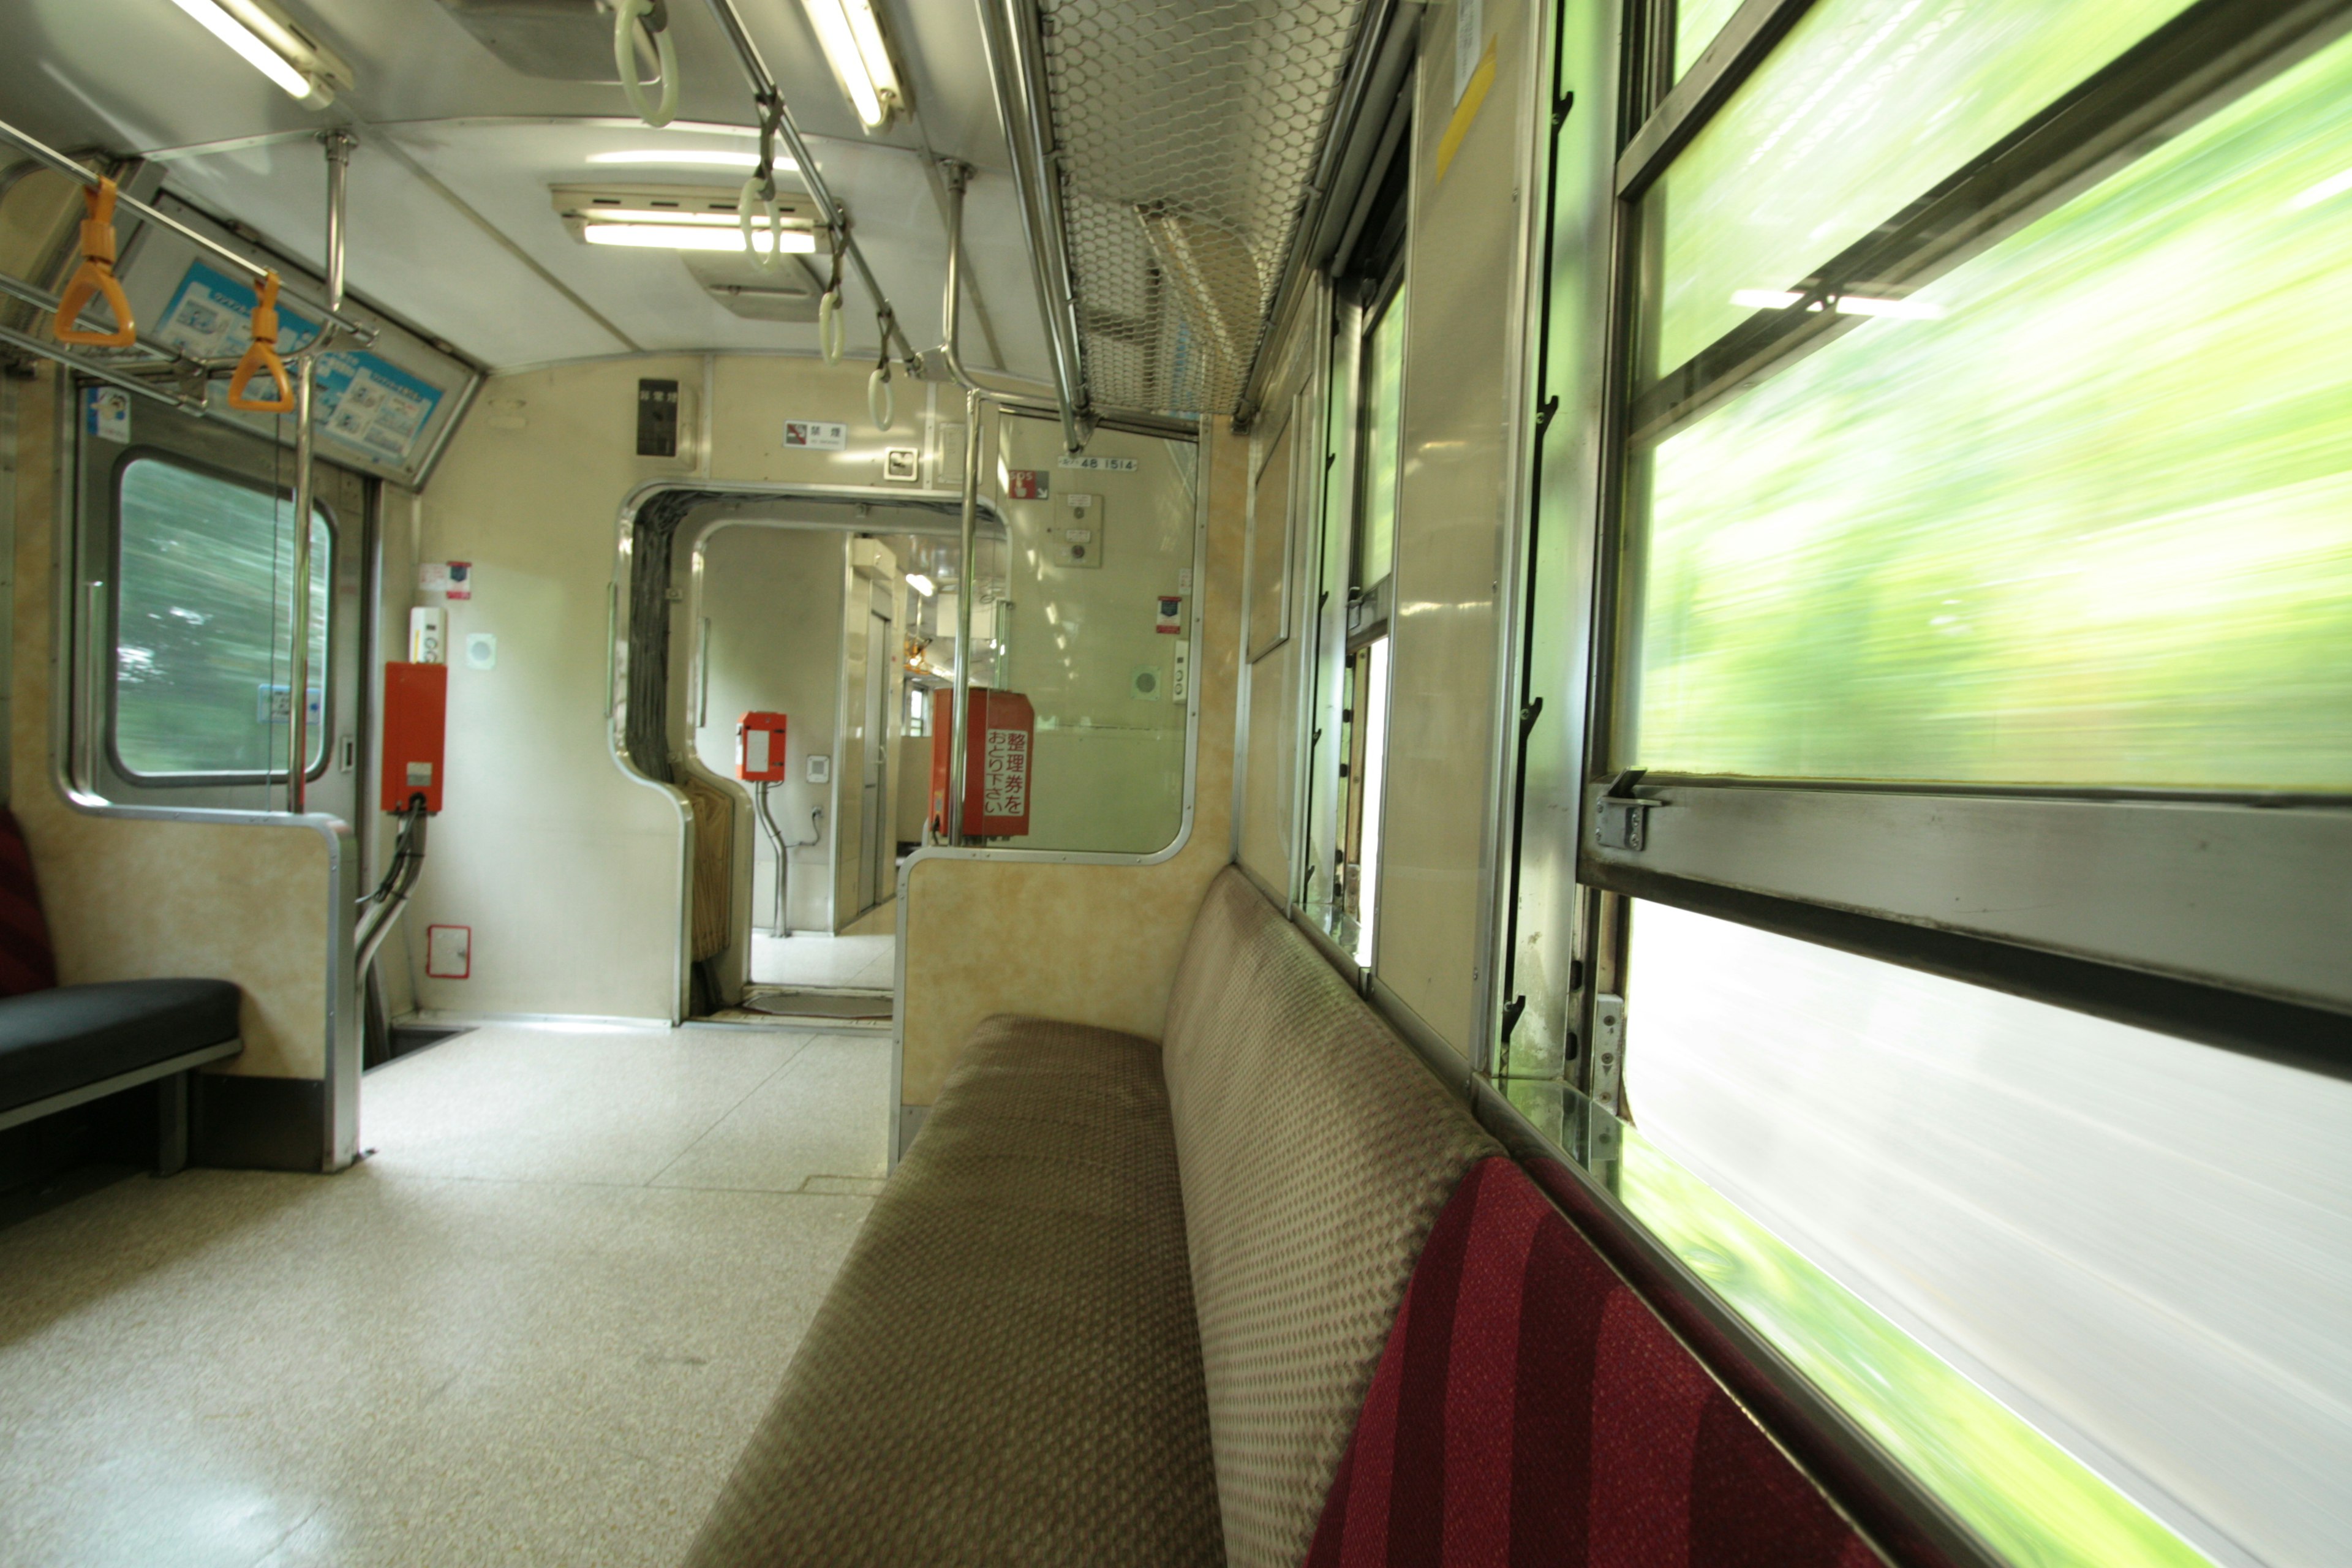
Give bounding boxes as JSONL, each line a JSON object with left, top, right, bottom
{"left": 949, "top": 387, "right": 982, "bottom": 846}
{"left": 287, "top": 129, "right": 353, "bottom": 813}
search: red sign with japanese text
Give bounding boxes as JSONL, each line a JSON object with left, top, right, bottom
{"left": 929, "top": 688, "right": 1035, "bottom": 839}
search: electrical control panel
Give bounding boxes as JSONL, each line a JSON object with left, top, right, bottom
{"left": 1050, "top": 491, "right": 1104, "bottom": 568}
{"left": 381, "top": 661, "right": 448, "bottom": 813}
{"left": 737, "top": 710, "right": 789, "bottom": 782}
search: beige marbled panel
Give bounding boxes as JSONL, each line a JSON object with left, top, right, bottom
{"left": 10, "top": 368, "right": 331, "bottom": 1077}
{"left": 898, "top": 419, "right": 1247, "bottom": 1107}
{"left": 1378, "top": 0, "right": 1532, "bottom": 1050}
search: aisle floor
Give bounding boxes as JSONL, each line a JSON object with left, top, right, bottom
{"left": 748, "top": 932, "right": 894, "bottom": 991}
{"left": 0, "top": 1020, "right": 892, "bottom": 1568}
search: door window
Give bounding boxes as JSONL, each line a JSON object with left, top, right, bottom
{"left": 114, "top": 456, "right": 331, "bottom": 780}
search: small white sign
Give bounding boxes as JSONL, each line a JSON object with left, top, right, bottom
{"left": 1056, "top": 454, "right": 1138, "bottom": 472}
{"left": 419, "top": 561, "right": 473, "bottom": 600}
{"left": 255, "top": 684, "right": 324, "bottom": 724}
{"left": 85, "top": 387, "right": 132, "bottom": 445}
{"left": 1455, "top": 0, "right": 1486, "bottom": 104}
{"left": 465, "top": 632, "right": 497, "bottom": 671}
{"left": 783, "top": 420, "right": 848, "bottom": 450}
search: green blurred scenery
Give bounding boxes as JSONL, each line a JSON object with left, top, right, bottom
{"left": 1650, "top": 0, "right": 2194, "bottom": 375}
{"left": 1633, "top": 29, "right": 2352, "bottom": 790}
{"left": 116, "top": 457, "right": 329, "bottom": 778}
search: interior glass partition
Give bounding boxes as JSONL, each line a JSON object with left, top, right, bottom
{"left": 985, "top": 414, "right": 1200, "bottom": 856}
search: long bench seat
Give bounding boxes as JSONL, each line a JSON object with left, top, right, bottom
{"left": 0, "top": 810, "right": 241, "bottom": 1170}
{"left": 687, "top": 869, "right": 1886, "bottom": 1567}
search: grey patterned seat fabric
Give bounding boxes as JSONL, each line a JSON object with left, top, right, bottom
{"left": 685, "top": 867, "right": 1497, "bottom": 1568}
{"left": 1163, "top": 870, "right": 1500, "bottom": 1568}
{"left": 684, "top": 1016, "right": 1224, "bottom": 1568}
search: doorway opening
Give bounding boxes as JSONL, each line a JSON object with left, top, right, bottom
{"left": 653, "top": 510, "right": 982, "bottom": 1027}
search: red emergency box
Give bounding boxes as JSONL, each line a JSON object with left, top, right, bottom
{"left": 380, "top": 661, "right": 447, "bottom": 813}
{"left": 736, "top": 710, "right": 788, "bottom": 782}
{"left": 929, "top": 688, "right": 1034, "bottom": 839}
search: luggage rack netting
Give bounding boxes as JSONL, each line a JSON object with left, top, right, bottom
{"left": 1036, "top": 0, "right": 1366, "bottom": 417}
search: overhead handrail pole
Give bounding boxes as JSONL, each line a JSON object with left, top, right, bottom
{"left": 0, "top": 115, "right": 379, "bottom": 349}
{"left": 976, "top": 0, "right": 1089, "bottom": 451}
{"left": 937, "top": 164, "right": 1070, "bottom": 416}
{"left": 0, "top": 318, "right": 205, "bottom": 413}
{"left": 939, "top": 164, "right": 1204, "bottom": 444}
{"left": 949, "top": 386, "right": 982, "bottom": 845}
{"left": 285, "top": 129, "right": 352, "bottom": 815}
{"left": 698, "top": 0, "right": 922, "bottom": 374}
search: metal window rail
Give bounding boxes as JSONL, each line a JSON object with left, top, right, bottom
{"left": 0, "top": 116, "right": 379, "bottom": 350}
{"left": 1624, "top": 0, "right": 2352, "bottom": 447}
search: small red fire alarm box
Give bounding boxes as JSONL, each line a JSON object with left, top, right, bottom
{"left": 737, "top": 710, "right": 789, "bottom": 782}
{"left": 381, "top": 662, "right": 447, "bottom": 813}
{"left": 929, "top": 688, "right": 1034, "bottom": 839}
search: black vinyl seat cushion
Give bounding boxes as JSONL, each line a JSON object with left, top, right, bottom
{"left": 0, "top": 979, "right": 241, "bottom": 1115}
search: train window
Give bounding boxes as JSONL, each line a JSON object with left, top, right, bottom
{"left": 1624, "top": 27, "right": 2352, "bottom": 790}
{"left": 113, "top": 456, "right": 331, "bottom": 780}
{"left": 1621, "top": 899, "right": 2347, "bottom": 1566}
{"left": 1642, "top": 0, "right": 2195, "bottom": 378}
{"left": 1670, "top": 0, "right": 1744, "bottom": 82}
{"left": 1354, "top": 285, "right": 1404, "bottom": 596}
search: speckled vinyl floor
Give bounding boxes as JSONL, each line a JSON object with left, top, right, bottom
{"left": 0, "top": 1020, "right": 893, "bottom": 1567}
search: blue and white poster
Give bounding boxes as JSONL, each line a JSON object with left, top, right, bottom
{"left": 154, "top": 262, "right": 447, "bottom": 466}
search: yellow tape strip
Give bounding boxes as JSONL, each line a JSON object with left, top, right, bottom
{"left": 1436, "top": 36, "right": 1499, "bottom": 182}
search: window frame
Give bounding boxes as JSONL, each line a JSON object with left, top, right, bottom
{"left": 1569, "top": 0, "right": 2352, "bottom": 1062}
{"left": 1348, "top": 266, "right": 1409, "bottom": 639}
{"left": 106, "top": 447, "right": 339, "bottom": 788}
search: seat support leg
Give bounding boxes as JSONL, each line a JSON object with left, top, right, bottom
{"left": 156, "top": 1071, "right": 189, "bottom": 1177}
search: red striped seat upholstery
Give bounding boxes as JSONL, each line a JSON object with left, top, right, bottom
{"left": 1307, "top": 1156, "right": 1880, "bottom": 1568}
{"left": 0, "top": 808, "right": 57, "bottom": 999}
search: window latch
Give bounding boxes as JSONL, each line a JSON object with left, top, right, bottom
{"left": 1594, "top": 770, "right": 1653, "bottom": 852}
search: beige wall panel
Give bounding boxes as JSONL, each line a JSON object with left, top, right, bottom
{"left": 1238, "top": 637, "right": 1298, "bottom": 892}
{"left": 9, "top": 368, "right": 331, "bottom": 1077}
{"left": 412, "top": 353, "right": 908, "bottom": 1018}
{"left": 897, "top": 419, "right": 1245, "bottom": 1107}
{"left": 708, "top": 355, "right": 924, "bottom": 483}
{"left": 1379, "top": 0, "right": 1529, "bottom": 1049}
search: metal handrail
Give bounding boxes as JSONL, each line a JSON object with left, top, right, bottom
{"left": 976, "top": 0, "right": 1089, "bottom": 450}
{"left": 0, "top": 116, "right": 380, "bottom": 349}
{"left": 0, "top": 319, "right": 205, "bottom": 413}
{"left": 285, "top": 129, "right": 353, "bottom": 815}
{"left": 697, "top": 0, "right": 922, "bottom": 374}
{"left": 939, "top": 163, "right": 1197, "bottom": 444}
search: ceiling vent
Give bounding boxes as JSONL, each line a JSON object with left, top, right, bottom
{"left": 434, "top": 0, "right": 659, "bottom": 84}
{"left": 683, "top": 252, "right": 826, "bottom": 322}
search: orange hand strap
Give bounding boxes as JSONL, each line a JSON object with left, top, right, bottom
{"left": 226, "top": 271, "right": 295, "bottom": 413}
{"left": 53, "top": 178, "right": 137, "bottom": 349}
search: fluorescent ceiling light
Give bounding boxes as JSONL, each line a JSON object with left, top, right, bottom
{"left": 586, "top": 207, "right": 756, "bottom": 227}
{"left": 166, "top": 0, "right": 347, "bottom": 106}
{"left": 1733, "top": 288, "right": 1944, "bottom": 320}
{"left": 584, "top": 223, "right": 816, "bottom": 253}
{"left": 589, "top": 149, "right": 798, "bottom": 173}
{"left": 799, "top": 0, "right": 902, "bottom": 129}
{"left": 905, "top": 573, "right": 937, "bottom": 597}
